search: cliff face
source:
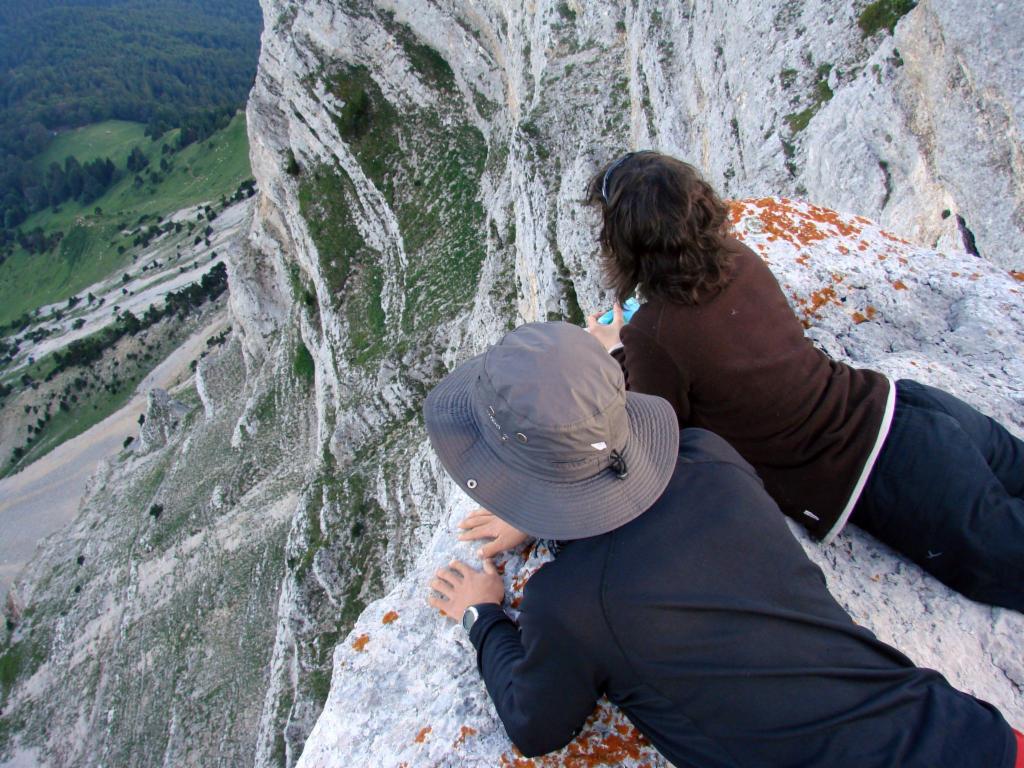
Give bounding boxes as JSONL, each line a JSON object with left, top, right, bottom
{"left": 0, "top": 327, "right": 316, "bottom": 766}
{"left": 239, "top": 1, "right": 1023, "bottom": 759}
{"left": 802, "top": 0, "right": 1024, "bottom": 268}
{"left": 296, "top": 199, "right": 1024, "bottom": 766}
{"left": 2, "top": 1, "right": 1022, "bottom": 766}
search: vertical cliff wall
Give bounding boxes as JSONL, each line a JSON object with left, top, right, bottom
{"left": 238, "top": 0, "right": 1024, "bottom": 764}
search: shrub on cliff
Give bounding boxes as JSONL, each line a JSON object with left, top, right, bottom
{"left": 859, "top": 0, "right": 917, "bottom": 37}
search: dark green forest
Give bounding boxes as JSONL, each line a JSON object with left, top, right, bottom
{"left": 0, "top": 0, "right": 262, "bottom": 256}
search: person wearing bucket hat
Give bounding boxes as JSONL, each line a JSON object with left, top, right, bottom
{"left": 422, "top": 321, "right": 678, "bottom": 540}
{"left": 423, "top": 322, "right": 1022, "bottom": 767}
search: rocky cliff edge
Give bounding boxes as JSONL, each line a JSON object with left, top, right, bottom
{"left": 297, "top": 199, "right": 1024, "bottom": 767}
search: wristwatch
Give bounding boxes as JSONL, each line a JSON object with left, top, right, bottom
{"left": 461, "top": 605, "right": 480, "bottom": 633}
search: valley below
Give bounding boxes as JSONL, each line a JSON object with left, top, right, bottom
{"left": 0, "top": 308, "right": 230, "bottom": 601}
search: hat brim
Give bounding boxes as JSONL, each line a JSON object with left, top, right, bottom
{"left": 423, "top": 354, "right": 680, "bottom": 539}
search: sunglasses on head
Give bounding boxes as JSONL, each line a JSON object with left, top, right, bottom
{"left": 600, "top": 149, "right": 656, "bottom": 203}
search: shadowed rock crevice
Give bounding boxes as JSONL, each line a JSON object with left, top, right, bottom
{"left": 957, "top": 213, "right": 980, "bottom": 258}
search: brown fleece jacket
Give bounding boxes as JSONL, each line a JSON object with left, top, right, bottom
{"left": 612, "top": 238, "right": 891, "bottom": 538}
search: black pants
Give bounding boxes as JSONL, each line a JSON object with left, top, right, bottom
{"left": 852, "top": 379, "right": 1024, "bottom": 611}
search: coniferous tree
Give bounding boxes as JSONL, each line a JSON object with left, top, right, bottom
{"left": 64, "top": 157, "right": 85, "bottom": 199}
{"left": 126, "top": 147, "right": 150, "bottom": 174}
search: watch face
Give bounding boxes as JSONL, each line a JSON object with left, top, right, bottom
{"left": 461, "top": 606, "right": 478, "bottom": 632}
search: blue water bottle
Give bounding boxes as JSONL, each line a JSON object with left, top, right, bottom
{"left": 597, "top": 297, "right": 640, "bottom": 325}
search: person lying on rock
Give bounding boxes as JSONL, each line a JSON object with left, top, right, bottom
{"left": 423, "top": 321, "right": 1022, "bottom": 767}
{"left": 575, "top": 150, "right": 1024, "bottom": 612}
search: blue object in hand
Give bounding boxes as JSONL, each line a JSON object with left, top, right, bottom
{"left": 597, "top": 298, "right": 640, "bottom": 325}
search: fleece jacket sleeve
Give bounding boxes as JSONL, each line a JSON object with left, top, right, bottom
{"left": 613, "top": 322, "right": 691, "bottom": 424}
{"left": 469, "top": 602, "right": 601, "bottom": 758}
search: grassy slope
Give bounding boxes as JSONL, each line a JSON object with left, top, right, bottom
{"left": 0, "top": 114, "right": 251, "bottom": 326}
{"left": 1, "top": 304, "right": 222, "bottom": 479}
{"left": 33, "top": 121, "right": 149, "bottom": 172}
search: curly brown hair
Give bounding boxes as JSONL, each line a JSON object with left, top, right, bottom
{"left": 586, "top": 152, "right": 733, "bottom": 305}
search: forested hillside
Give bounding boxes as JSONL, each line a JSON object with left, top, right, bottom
{"left": 0, "top": 0, "right": 262, "bottom": 255}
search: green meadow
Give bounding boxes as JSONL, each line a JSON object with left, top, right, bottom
{"left": 0, "top": 114, "right": 252, "bottom": 326}
{"left": 33, "top": 121, "right": 150, "bottom": 172}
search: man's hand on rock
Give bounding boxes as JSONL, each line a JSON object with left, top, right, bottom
{"left": 458, "top": 508, "right": 531, "bottom": 558}
{"left": 428, "top": 559, "right": 505, "bottom": 621}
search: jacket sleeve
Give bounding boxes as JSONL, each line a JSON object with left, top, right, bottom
{"left": 614, "top": 322, "right": 692, "bottom": 425}
{"left": 469, "top": 601, "right": 601, "bottom": 757}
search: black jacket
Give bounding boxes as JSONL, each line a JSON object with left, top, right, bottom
{"left": 470, "top": 429, "right": 1016, "bottom": 767}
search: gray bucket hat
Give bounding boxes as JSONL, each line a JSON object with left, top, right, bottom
{"left": 423, "top": 322, "right": 679, "bottom": 539}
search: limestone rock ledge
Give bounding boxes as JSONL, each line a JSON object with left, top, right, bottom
{"left": 241, "top": 0, "right": 1024, "bottom": 760}
{"left": 297, "top": 200, "right": 1024, "bottom": 767}
{"left": 137, "top": 389, "right": 191, "bottom": 453}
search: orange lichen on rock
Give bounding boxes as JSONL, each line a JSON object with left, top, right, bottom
{"left": 453, "top": 725, "right": 478, "bottom": 748}
{"left": 351, "top": 634, "right": 370, "bottom": 652}
{"left": 560, "top": 729, "right": 650, "bottom": 766}
{"left": 880, "top": 231, "right": 910, "bottom": 245}
{"left": 500, "top": 704, "right": 656, "bottom": 767}
{"left": 1011, "top": 271, "right": 1024, "bottom": 282}
{"left": 414, "top": 726, "right": 432, "bottom": 744}
{"left": 382, "top": 611, "right": 399, "bottom": 625}
{"left": 798, "top": 286, "right": 841, "bottom": 322}
{"left": 810, "top": 286, "right": 838, "bottom": 309}
{"left": 727, "top": 200, "right": 745, "bottom": 226}
{"left": 852, "top": 306, "right": 877, "bottom": 324}
{"left": 892, "top": 280, "right": 908, "bottom": 290}
{"left": 801, "top": 201, "right": 863, "bottom": 239}
{"left": 747, "top": 198, "right": 855, "bottom": 247}
{"left": 511, "top": 569, "right": 533, "bottom": 596}
{"left": 500, "top": 747, "right": 537, "bottom": 768}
